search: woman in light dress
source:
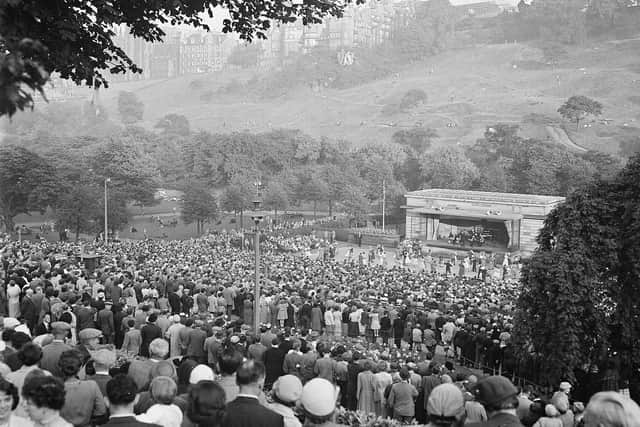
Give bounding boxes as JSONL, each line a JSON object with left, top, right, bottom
{"left": 7, "top": 283, "right": 20, "bottom": 319}
{"left": 259, "top": 295, "right": 270, "bottom": 325}
{"left": 369, "top": 310, "right": 380, "bottom": 339}
{"left": 276, "top": 299, "right": 288, "bottom": 328}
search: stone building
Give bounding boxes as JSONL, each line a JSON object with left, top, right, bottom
{"left": 404, "top": 189, "right": 565, "bottom": 254}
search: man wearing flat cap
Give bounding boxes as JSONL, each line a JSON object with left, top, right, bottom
{"left": 77, "top": 327, "right": 103, "bottom": 375}
{"left": 39, "top": 321, "right": 73, "bottom": 378}
{"left": 467, "top": 375, "right": 523, "bottom": 427}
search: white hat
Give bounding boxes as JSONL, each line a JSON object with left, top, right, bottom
{"left": 15, "top": 324, "right": 31, "bottom": 337}
{"left": 559, "top": 381, "right": 572, "bottom": 391}
{"left": 273, "top": 375, "right": 303, "bottom": 403}
{"left": 189, "top": 364, "right": 215, "bottom": 384}
{"left": 300, "top": 378, "right": 338, "bottom": 417}
{"left": 3, "top": 318, "right": 20, "bottom": 329}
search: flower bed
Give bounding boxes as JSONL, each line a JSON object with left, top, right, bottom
{"left": 335, "top": 408, "right": 424, "bottom": 426}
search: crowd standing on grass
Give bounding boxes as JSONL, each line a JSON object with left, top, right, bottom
{"left": 0, "top": 229, "right": 637, "bottom": 427}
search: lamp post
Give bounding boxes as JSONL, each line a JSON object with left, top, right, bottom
{"left": 382, "top": 179, "right": 386, "bottom": 232}
{"left": 251, "top": 179, "right": 263, "bottom": 333}
{"left": 104, "top": 178, "right": 111, "bottom": 243}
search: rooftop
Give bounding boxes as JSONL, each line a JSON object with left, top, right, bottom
{"left": 405, "top": 189, "right": 565, "bottom": 206}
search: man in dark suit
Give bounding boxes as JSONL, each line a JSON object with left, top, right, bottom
{"left": 224, "top": 360, "right": 284, "bottom": 427}
{"left": 20, "top": 289, "right": 37, "bottom": 333}
{"left": 185, "top": 321, "right": 207, "bottom": 363}
{"left": 140, "top": 313, "right": 162, "bottom": 358}
{"left": 97, "top": 301, "right": 115, "bottom": 344}
{"left": 180, "top": 288, "right": 193, "bottom": 314}
{"left": 76, "top": 299, "right": 96, "bottom": 331}
{"left": 168, "top": 291, "right": 181, "bottom": 315}
{"left": 263, "top": 337, "right": 285, "bottom": 391}
{"left": 103, "top": 374, "right": 161, "bottom": 427}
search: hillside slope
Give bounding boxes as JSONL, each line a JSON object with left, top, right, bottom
{"left": 99, "top": 39, "right": 640, "bottom": 153}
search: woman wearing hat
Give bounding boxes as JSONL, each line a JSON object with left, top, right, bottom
{"left": 269, "top": 375, "right": 302, "bottom": 427}
{"left": 300, "top": 378, "right": 339, "bottom": 427}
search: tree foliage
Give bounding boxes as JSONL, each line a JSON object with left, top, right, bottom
{"left": 53, "top": 159, "right": 103, "bottom": 240}
{"left": 467, "top": 124, "right": 620, "bottom": 196}
{"left": 263, "top": 181, "right": 290, "bottom": 220}
{"left": 558, "top": 95, "right": 603, "bottom": 130}
{"left": 0, "top": 146, "right": 59, "bottom": 232}
{"left": 181, "top": 183, "right": 218, "bottom": 234}
{"left": 514, "top": 154, "right": 640, "bottom": 385}
{"left": 0, "top": 0, "right": 364, "bottom": 118}
{"left": 392, "top": 127, "right": 436, "bottom": 154}
{"left": 421, "top": 146, "right": 479, "bottom": 190}
{"left": 394, "top": 0, "right": 460, "bottom": 59}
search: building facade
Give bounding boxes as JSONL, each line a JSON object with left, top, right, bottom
{"left": 404, "top": 189, "right": 565, "bottom": 254}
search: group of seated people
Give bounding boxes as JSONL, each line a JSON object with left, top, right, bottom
{"left": 445, "top": 230, "right": 489, "bottom": 247}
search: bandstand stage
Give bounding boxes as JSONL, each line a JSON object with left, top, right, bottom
{"left": 403, "top": 189, "right": 565, "bottom": 254}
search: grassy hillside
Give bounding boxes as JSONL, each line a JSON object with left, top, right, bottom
{"left": 26, "top": 37, "right": 640, "bottom": 154}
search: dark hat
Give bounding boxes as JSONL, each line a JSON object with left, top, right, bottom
{"left": 472, "top": 375, "right": 518, "bottom": 407}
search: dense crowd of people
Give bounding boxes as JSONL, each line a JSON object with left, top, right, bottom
{"left": 0, "top": 230, "right": 636, "bottom": 427}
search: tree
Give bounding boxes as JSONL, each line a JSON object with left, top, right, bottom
{"left": 84, "top": 138, "right": 158, "bottom": 232}
{"left": 513, "top": 155, "right": 640, "bottom": 388}
{"left": 0, "top": 146, "right": 59, "bottom": 232}
{"left": 530, "top": 0, "right": 588, "bottom": 45}
{"left": 392, "top": 127, "right": 437, "bottom": 154}
{"left": 263, "top": 181, "right": 290, "bottom": 222}
{"left": 296, "top": 170, "right": 329, "bottom": 219}
{"left": 393, "top": 127, "right": 437, "bottom": 191}
{"left": 399, "top": 89, "right": 428, "bottom": 111}
{"left": 1, "top": 0, "right": 360, "bottom": 118}
{"left": 53, "top": 159, "right": 103, "bottom": 241}
{"left": 320, "top": 164, "right": 368, "bottom": 217}
{"left": 54, "top": 183, "right": 102, "bottom": 241}
{"left": 118, "top": 91, "right": 144, "bottom": 125}
{"left": 420, "top": 146, "right": 479, "bottom": 190}
{"left": 558, "top": 96, "right": 603, "bottom": 130}
{"left": 220, "top": 174, "right": 255, "bottom": 229}
{"left": 422, "top": 0, "right": 459, "bottom": 52}
{"left": 514, "top": 249, "right": 609, "bottom": 384}
{"left": 181, "top": 184, "right": 218, "bottom": 234}
{"left": 395, "top": 0, "right": 458, "bottom": 59}
{"left": 340, "top": 185, "right": 371, "bottom": 223}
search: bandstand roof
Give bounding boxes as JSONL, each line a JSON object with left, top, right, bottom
{"left": 405, "top": 189, "right": 564, "bottom": 207}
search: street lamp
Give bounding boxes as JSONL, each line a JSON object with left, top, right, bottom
{"left": 104, "top": 178, "right": 111, "bottom": 243}
{"left": 251, "top": 179, "right": 263, "bottom": 334}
